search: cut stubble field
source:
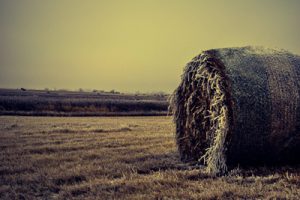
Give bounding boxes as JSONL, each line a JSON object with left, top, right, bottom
{"left": 0, "top": 116, "right": 299, "bottom": 199}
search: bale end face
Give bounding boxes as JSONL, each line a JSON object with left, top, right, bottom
{"left": 170, "top": 51, "right": 233, "bottom": 175}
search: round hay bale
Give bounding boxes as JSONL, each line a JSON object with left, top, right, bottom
{"left": 170, "top": 46, "right": 300, "bottom": 175}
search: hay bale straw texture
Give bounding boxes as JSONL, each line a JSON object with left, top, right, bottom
{"left": 170, "top": 46, "right": 300, "bottom": 175}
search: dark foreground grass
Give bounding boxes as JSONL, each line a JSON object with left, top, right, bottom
{"left": 0, "top": 116, "right": 299, "bottom": 199}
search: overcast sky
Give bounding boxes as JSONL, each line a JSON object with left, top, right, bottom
{"left": 1, "top": 0, "right": 300, "bottom": 92}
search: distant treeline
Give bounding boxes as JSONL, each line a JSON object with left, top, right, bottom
{"left": 0, "top": 89, "right": 169, "bottom": 116}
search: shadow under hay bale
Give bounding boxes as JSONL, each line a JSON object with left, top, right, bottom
{"left": 170, "top": 46, "right": 300, "bottom": 175}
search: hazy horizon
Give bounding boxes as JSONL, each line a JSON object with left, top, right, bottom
{"left": 1, "top": 0, "right": 300, "bottom": 93}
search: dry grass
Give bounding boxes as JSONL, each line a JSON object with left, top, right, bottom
{"left": 0, "top": 116, "right": 299, "bottom": 199}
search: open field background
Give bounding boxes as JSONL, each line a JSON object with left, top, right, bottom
{"left": 0, "top": 89, "right": 168, "bottom": 116}
{"left": 0, "top": 116, "right": 299, "bottom": 199}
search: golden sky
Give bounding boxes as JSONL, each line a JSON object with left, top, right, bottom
{"left": 1, "top": 0, "right": 300, "bottom": 92}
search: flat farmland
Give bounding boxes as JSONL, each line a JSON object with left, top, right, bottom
{"left": 0, "top": 116, "right": 299, "bottom": 199}
{"left": 0, "top": 89, "right": 168, "bottom": 116}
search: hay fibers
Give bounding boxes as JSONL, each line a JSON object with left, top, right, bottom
{"left": 170, "top": 46, "right": 300, "bottom": 175}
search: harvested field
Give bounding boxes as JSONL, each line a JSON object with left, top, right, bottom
{"left": 0, "top": 116, "right": 300, "bottom": 199}
{"left": 170, "top": 46, "right": 300, "bottom": 175}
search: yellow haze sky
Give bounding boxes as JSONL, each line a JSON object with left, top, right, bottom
{"left": 1, "top": 0, "right": 300, "bottom": 92}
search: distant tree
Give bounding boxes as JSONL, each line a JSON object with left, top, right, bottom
{"left": 45, "top": 88, "right": 50, "bottom": 94}
{"left": 109, "top": 89, "right": 120, "bottom": 94}
{"left": 20, "top": 88, "right": 26, "bottom": 91}
{"left": 153, "top": 91, "right": 167, "bottom": 97}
